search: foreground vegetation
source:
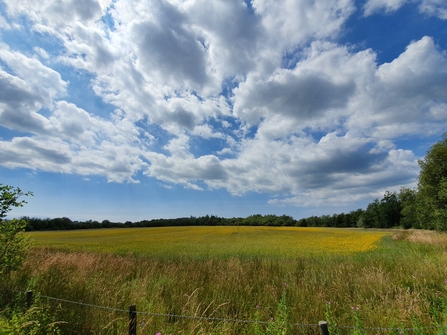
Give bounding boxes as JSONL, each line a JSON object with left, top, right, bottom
{"left": 2, "top": 228, "right": 447, "bottom": 334}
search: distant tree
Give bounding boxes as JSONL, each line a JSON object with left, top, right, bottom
{"left": 296, "top": 218, "right": 307, "bottom": 227}
{"left": 245, "top": 214, "right": 263, "bottom": 226}
{"left": 332, "top": 213, "right": 345, "bottom": 227}
{"left": 263, "top": 214, "right": 278, "bottom": 226}
{"left": 319, "top": 215, "right": 332, "bottom": 227}
{"left": 379, "top": 191, "right": 401, "bottom": 228}
{"left": 399, "top": 187, "right": 418, "bottom": 229}
{"left": 417, "top": 134, "right": 447, "bottom": 230}
{"left": 359, "top": 192, "right": 401, "bottom": 228}
{"left": 0, "top": 184, "right": 32, "bottom": 275}
{"left": 359, "top": 198, "right": 380, "bottom": 228}
{"left": 306, "top": 216, "right": 321, "bottom": 227}
{"left": 101, "top": 219, "right": 112, "bottom": 228}
{"left": 279, "top": 215, "right": 296, "bottom": 226}
{"left": 49, "top": 217, "right": 73, "bottom": 230}
{"left": 347, "top": 209, "right": 364, "bottom": 227}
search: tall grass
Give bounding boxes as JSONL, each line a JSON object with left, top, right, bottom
{"left": 2, "top": 228, "right": 447, "bottom": 334}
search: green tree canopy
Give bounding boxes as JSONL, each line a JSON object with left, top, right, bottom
{"left": 0, "top": 184, "right": 33, "bottom": 275}
{"left": 417, "top": 134, "right": 447, "bottom": 230}
{"left": 399, "top": 187, "right": 418, "bottom": 229}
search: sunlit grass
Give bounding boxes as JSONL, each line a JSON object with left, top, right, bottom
{"left": 27, "top": 226, "right": 388, "bottom": 258}
{"left": 7, "top": 228, "right": 447, "bottom": 334}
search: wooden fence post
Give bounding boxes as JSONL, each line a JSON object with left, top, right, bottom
{"left": 129, "top": 304, "right": 137, "bottom": 335}
{"left": 26, "top": 290, "right": 33, "bottom": 308}
{"left": 319, "top": 320, "right": 330, "bottom": 335}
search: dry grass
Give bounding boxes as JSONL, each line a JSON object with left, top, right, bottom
{"left": 393, "top": 229, "right": 447, "bottom": 247}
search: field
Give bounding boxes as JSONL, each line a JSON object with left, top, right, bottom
{"left": 27, "top": 226, "right": 388, "bottom": 257}
{"left": 2, "top": 227, "right": 447, "bottom": 335}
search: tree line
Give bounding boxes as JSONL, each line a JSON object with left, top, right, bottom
{"left": 14, "top": 190, "right": 423, "bottom": 231}
{"left": 22, "top": 214, "right": 297, "bottom": 231}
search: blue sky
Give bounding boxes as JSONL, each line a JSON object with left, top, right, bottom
{"left": 1, "top": 0, "right": 446, "bottom": 222}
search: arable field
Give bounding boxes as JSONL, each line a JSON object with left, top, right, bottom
{"left": 27, "top": 226, "right": 387, "bottom": 257}
{"left": 2, "top": 227, "right": 447, "bottom": 335}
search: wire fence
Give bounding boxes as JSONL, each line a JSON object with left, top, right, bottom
{"left": 8, "top": 290, "right": 446, "bottom": 335}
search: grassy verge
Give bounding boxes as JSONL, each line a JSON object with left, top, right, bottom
{"left": 1, "top": 228, "right": 447, "bottom": 334}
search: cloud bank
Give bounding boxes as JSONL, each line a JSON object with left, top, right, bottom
{"left": 0, "top": 0, "right": 446, "bottom": 208}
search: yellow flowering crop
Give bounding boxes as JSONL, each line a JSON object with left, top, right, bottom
{"left": 28, "top": 226, "right": 388, "bottom": 258}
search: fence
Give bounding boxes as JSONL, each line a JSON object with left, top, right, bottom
{"left": 16, "top": 290, "right": 445, "bottom": 335}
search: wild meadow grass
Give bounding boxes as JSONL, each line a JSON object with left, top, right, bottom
{"left": 2, "top": 227, "right": 447, "bottom": 334}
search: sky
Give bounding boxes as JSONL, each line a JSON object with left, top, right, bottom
{"left": 0, "top": 0, "right": 447, "bottom": 222}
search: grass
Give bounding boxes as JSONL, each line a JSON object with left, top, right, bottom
{"left": 2, "top": 228, "right": 447, "bottom": 334}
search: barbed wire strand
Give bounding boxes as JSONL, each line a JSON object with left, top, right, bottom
{"left": 11, "top": 290, "right": 444, "bottom": 332}
{"left": 38, "top": 293, "right": 283, "bottom": 326}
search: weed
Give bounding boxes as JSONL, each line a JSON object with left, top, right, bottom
{"left": 265, "top": 290, "right": 289, "bottom": 335}
{"left": 252, "top": 304, "right": 264, "bottom": 335}
{"left": 0, "top": 298, "right": 65, "bottom": 335}
{"left": 351, "top": 305, "right": 365, "bottom": 335}
{"left": 324, "top": 301, "right": 340, "bottom": 335}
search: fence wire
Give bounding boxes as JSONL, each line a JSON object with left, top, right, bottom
{"left": 10, "top": 290, "right": 446, "bottom": 333}
{"left": 37, "top": 291, "right": 312, "bottom": 327}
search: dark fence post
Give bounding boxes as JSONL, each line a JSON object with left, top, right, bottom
{"left": 26, "top": 290, "right": 33, "bottom": 308}
{"left": 129, "top": 304, "right": 137, "bottom": 335}
{"left": 319, "top": 320, "right": 330, "bottom": 335}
